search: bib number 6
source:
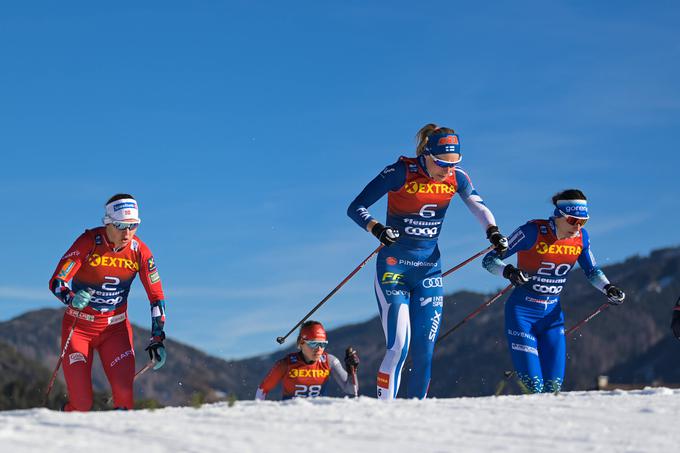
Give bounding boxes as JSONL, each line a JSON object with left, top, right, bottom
{"left": 419, "top": 204, "right": 437, "bottom": 218}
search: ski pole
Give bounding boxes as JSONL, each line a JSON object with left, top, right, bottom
{"left": 134, "top": 360, "right": 157, "bottom": 381}
{"left": 276, "top": 244, "right": 384, "bottom": 344}
{"left": 565, "top": 303, "right": 610, "bottom": 337}
{"left": 44, "top": 289, "right": 96, "bottom": 405}
{"left": 105, "top": 359, "right": 157, "bottom": 407}
{"left": 402, "top": 284, "right": 513, "bottom": 375}
{"left": 44, "top": 315, "right": 78, "bottom": 405}
{"left": 435, "top": 284, "right": 514, "bottom": 346}
{"left": 497, "top": 302, "right": 612, "bottom": 394}
{"left": 442, "top": 245, "right": 495, "bottom": 278}
{"left": 350, "top": 367, "right": 359, "bottom": 398}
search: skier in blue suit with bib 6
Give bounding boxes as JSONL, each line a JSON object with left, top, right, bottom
{"left": 348, "top": 123, "right": 508, "bottom": 399}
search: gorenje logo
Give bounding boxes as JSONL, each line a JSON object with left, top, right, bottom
{"left": 564, "top": 205, "right": 587, "bottom": 213}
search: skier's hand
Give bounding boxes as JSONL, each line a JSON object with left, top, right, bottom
{"left": 371, "top": 223, "right": 400, "bottom": 247}
{"left": 344, "top": 347, "right": 360, "bottom": 371}
{"left": 70, "top": 289, "right": 92, "bottom": 310}
{"left": 486, "top": 225, "right": 509, "bottom": 255}
{"left": 503, "top": 264, "right": 530, "bottom": 287}
{"left": 671, "top": 297, "right": 680, "bottom": 340}
{"left": 145, "top": 332, "right": 166, "bottom": 370}
{"left": 604, "top": 284, "right": 625, "bottom": 305}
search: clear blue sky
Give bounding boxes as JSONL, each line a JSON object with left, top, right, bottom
{"left": 1, "top": 1, "right": 678, "bottom": 359}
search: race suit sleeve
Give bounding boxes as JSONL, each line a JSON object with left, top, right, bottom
{"left": 138, "top": 242, "right": 166, "bottom": 338}
{"left": 482, "top": 222, "right": 538, "bottom": 276}
{"left": 454, "top": 167, "right": 497, "bottom": 229}
{"left": 577, "top": 228, "right": 610, "bottom": 293}
{"left": 48, "top": 230, "right": 95, "bottom": 304}
{"left": 347, "top": 160, "right": 406, "bottom": 230}
{"left": 328, "top": 353, "right": 356, "bottom": 395}
{"left": 256, "top": 359, "right": 287, "bottom": 400}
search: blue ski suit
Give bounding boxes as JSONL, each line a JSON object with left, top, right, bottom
{"left": 482, "top": 219, "right": 611, "bottom": 393}
{"left": 348, "top": 155, "right": 497, "bottom": 399}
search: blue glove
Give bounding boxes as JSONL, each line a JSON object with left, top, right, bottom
{"left": 145, "top": 333, "right": 166, "bottom": 370}
{"left": 70, "top": 289, "right": 92, "bottom": 310}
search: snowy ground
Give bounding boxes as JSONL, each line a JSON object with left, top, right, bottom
{"left": 1, "top": 389, "right": 678, "bottom": 453}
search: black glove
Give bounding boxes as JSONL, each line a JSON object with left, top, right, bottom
{"left": 344, "top": 346, "right": 360, "bottom": 371}
{"left": 371, "top": 223, "right": 400, "bottom": 247}
{"left": 604, "top": 284, "right": 625, "bottom": 305}
{"left": 671, "top": 297, "right": 680, "bottom": 340}
{"left": 486, "top": 225, "right": 509, "bottom": 255}
{"left": 145, "top": 332, "right": 166, "bottom": 370}
{"left": 503, "top": 264, "right": 530, "bottom": 287}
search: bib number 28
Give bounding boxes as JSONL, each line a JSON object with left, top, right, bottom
{"left": 294, "top": 384, "right": 322, "bottom": 397}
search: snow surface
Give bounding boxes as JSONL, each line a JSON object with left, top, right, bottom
{"left": 1, "top": 389, "right": 678, "bottom": 453}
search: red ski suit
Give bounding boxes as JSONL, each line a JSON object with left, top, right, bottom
{"left": 49, "top": 227, "right": 165, "bottom": 411}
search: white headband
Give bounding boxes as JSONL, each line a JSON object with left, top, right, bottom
{"left": 102, "top": 198, "right": 141, "bottom": 225}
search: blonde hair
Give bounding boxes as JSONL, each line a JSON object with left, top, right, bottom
{"left": 415, "top": 123, "right": 456, "bottom": 156}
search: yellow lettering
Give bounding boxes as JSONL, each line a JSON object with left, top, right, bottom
{"left": 535, "top": 242, "right": 583, "bottom": 256}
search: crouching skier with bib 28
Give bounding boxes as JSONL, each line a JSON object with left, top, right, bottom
{"left": 347, "top": 123, "right": 508, "bottom": 400}
{"left": 256, "top": 321, "right": 360, "bottom": 400}
{"left": 482, "top": 189, "right": 625, "bottom": 393}
{"left": 49, "top": 194, "right": 167, "bottom": 411}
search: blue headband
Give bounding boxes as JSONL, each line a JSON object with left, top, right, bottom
{"left": 424, "top": 133, "right": 461, "bottom": 156}
{"left": 554, "top": 199, "right": 589, "bottom": 219}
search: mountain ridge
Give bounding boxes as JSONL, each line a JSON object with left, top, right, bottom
{"left": 1, "top": 245, "right": 679, "bottom": 407}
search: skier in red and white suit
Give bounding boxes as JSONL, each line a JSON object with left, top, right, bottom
{"left": 256, "top": 321, "right": 360, "bottom": 400}
{"left": 49, "top": 194, "right": 167, "bottom": 411}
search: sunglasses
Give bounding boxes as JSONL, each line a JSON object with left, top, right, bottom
{"left": 430, "top": 153, "right": 462, "bottom": 168}
{"left": 305, "top": 340, "right": 328, "bottom": 349}
{"left": 558, "top": 210, "right": 588, "bottom": 227}
{"left": 111, "top": 221, "right": 140, "bottom": 231}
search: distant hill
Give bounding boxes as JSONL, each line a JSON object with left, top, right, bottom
{"left": 0, "top": 339, "right": 66, "bottom": 410}
{"left": 1, "top": 246, "right": 679, "bottom": 408}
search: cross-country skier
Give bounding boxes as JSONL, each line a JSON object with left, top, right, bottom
{"left": 347, "top": 123, "right": 508, "bottom": 399}
{"left": 482, "top": 189, "right": 625, "bottom": 393}
{"left": 255, "top": 321, "right": 360, "bottom": 399}
{"left": 48, "top": 194, "right": 167, "bottom": 411}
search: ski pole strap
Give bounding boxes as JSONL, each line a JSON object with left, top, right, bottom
{"left": 442, "top": 245, "right": 495, "bottom": 278}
